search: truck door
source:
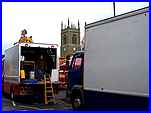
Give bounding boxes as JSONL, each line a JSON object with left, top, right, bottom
{"left": 68, "top": 53, "right": 84, "bottom": 91}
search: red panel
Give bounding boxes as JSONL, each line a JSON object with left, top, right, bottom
{"left": 3, "top": 82, "right": 20, "bottom": 96}
{"left": 3, "top": 82, "right": 10, "bottom": 94}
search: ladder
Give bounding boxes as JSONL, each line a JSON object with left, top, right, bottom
{"left": 44, "top": 73, "right": 55, "bottom": 104}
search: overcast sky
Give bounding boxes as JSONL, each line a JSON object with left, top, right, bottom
{"left": 2, "top": 2, "right": 149, "bottom": 56}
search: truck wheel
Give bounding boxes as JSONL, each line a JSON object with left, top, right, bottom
{"left": 71, "top": 92, "right": 83, "bottom": 110}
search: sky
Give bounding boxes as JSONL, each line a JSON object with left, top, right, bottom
{"left": 2, "top": 2, "right": 149, "bottom": 56}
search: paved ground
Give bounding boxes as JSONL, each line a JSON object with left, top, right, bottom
{"left": 2, "top": 90, "right": 72, "bottom": 111}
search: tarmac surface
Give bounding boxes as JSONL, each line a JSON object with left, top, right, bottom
{"left": 2, "top": 90, "right": 72, "bottom": 111}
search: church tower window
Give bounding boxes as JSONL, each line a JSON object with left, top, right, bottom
{"left": 72, "top": 34, "right": 77, "bottom": 44}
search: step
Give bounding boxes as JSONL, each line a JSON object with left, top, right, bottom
{"left": 47, "top": 94, "right": 53, "bottom": 97}
{"left": 46, "top": 88, "right": 53, "bottom": 91}
{"left": 47, "top": 100, "right": 55, "bottom": 103}
{"left": 46, "top": 90, "right": 53, "bottom": 93}
{"left": 47, "top": 96, "right": 54, "bottom": 98}
{"left": 46, "top": 92, "right": 53, "bottom": 94}
{"left": 46, "top": 81, "right": 51, "bottom": 83}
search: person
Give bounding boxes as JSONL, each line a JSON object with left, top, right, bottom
{"left": 19, "top": 29, "right": 27, "bottom": 43}
{"left": 36, "top": 50, "right": 54, "bottom": 80}
{"left": 45, "top": 49, "right": 53, "bottom": 76}
{"left": 36, "top": 54, "right": 46, "bottom": 80}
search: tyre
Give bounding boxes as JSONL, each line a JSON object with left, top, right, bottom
{"left": 71, "top": 91, "right": 84, "bottom": 110}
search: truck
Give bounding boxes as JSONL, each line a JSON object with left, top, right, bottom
{"left": 2, "top": 42, "right": 58, "bottom": 102}
{"left": 68, "top": 7, "right": 149, "bottom": 110}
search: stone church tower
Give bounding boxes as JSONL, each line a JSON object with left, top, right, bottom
{"left": 60, "top": 19, "right": 81, "bottom": 57}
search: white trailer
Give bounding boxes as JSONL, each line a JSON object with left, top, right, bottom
{"left": 3, "top": 42, "right": 58, "bottom": 101}
{"left": 69, "top": 7, "right": 149, "bottom": 110}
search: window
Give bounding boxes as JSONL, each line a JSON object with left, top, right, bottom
{"left": 72, "top": 57, "right": 82, "bottom": 70}
{"left": 72, "top": 34, "right": 77, "bottom": 44}
{"left": 63, "top": 34, "right": 67, "bottom": 44}
{"left": 75, "top": 58, "right": 82, "bottom": 67}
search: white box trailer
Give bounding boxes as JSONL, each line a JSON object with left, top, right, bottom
{"left": 84, "top": 7, "right": 148, "bottom": 98}
{"left": 69, "top": 7, "right": 149, "bottom": 110}
{"left": 3, "top": 42, "right": 58, "bottom": 100}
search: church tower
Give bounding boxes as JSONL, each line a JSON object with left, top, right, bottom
{"left": 61, "top": 19, "right": 81, "bottom": 57}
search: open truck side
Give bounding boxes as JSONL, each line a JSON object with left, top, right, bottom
{"left": 3, "top": 42, "right": 58, "bottom": 102}
{"left": 68, "top": 7, "right": 149, "bottom": 110}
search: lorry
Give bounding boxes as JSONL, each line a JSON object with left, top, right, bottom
{"left": 2, "top": 42, "right": 58, "bottom": 102}
{"left": 68, "top": 7, "right": 149, "bottom": 110}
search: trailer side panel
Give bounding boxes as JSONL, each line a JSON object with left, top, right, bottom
{"left": 4, "top": 45, "right": 20, "bottom": 83}
{"left": 84, "top": 9, "right": 148, "bottom": 97}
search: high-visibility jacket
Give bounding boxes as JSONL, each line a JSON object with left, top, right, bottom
{"left": 19, "top": 37, "right": 26, "bottom": 43}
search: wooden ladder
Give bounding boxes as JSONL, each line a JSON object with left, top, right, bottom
{"left": 44, "top": 73, "right": 55, "bottom": 104}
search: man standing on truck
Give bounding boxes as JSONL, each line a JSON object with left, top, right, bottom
{"left": 45, "top": 49, "right": 53, "bottom": 76}
{"left": 19, "top": 29, "right": 33, "bottom": 43}
{"left": 36, "top": 54, "right": 46, "bottom": 80}
{"left": 36, "top": 50, "right": 54, "bottom": 80}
